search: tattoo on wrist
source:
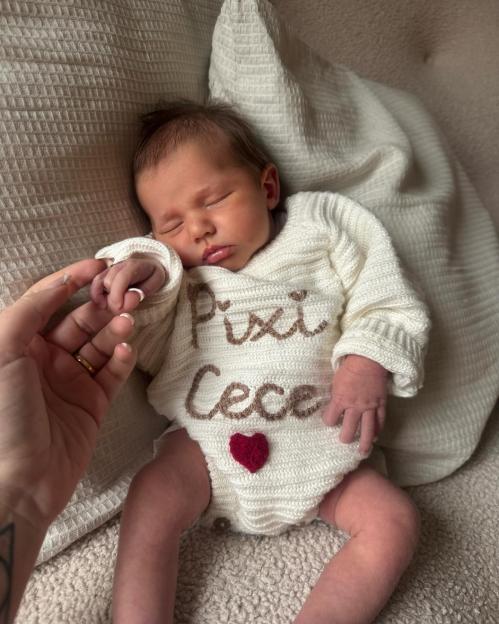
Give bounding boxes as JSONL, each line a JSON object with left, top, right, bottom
{"left": 0, "top": 523, "right": 14, "bottom": 624}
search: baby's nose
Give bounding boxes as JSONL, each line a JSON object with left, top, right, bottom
{"left": 187, "top": 212, "right": 215, "bottom": 240}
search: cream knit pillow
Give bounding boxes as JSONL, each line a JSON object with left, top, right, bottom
{"left": 209, "top": 0, "right": 499, "bottom": 486}
{"left": 0, "top": 0, "right": 222, "bottom": 562}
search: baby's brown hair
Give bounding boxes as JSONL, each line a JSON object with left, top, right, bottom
{"left": 132, "top": 100, "right": 272, "bottom": 179}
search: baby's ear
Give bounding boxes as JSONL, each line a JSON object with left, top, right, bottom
{"left": 261, "top": 164, "right": 280, "bottom": 210}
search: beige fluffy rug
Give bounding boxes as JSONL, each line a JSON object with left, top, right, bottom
{"left": 18, "top": 407, "right": 499, "bottom": 624}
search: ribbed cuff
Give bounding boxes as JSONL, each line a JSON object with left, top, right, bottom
{"left": 332, "top": 317, "right": 426, "bottom": 397}
{"left": 95, "top": 237, "right": 183, "bottom": 325}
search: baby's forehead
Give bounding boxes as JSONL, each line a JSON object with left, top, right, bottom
{"left": 136, "top": 123, "right": 263, "bottom": 192}
{"left": 180, "top": 128, "right": 237, "bottom": 161}
{"left": 164, "top": 131, "right": 250, "bottom": 174}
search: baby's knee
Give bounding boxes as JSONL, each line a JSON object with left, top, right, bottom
{"left": 394, "top": 492, "right": 420, "bottom": 538}
{"left": 127, "top": 456, "right": 207, "bottom": 532}
{"left": 128, "top": 458, "right": 185, "bottom": 509}
{"left": 376, "top": 490, "right": 420, "bottom": 563}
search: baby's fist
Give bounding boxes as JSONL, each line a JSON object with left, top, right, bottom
{"left": 90, "top": 257, "right": 167, "bottom": 314}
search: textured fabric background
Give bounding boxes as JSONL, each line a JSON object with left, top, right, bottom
{"left": 273, "top": 0, "right": 499, "bottom": 231}
{"left": 1, "top": 0, "right": 222, "bottom": 305}
{"left": 1, "top": 0, "right": 222, "bottom": 563}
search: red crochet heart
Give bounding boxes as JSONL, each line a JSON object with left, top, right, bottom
{"left": 229, "top": 433, "right": 269, "bottom": 473}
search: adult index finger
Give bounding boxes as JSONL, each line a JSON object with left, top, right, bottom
{"left": 0, "top": 259, "right": 106, "bottom": 357}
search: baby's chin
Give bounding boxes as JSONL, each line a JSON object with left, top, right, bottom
{"left": 210, "top": 257, "right": 245, "bottom": 272}
{"left": 184, "top": 257, "right": 243, "bottom": 272}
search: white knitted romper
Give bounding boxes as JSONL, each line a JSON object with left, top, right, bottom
{"left": 97, "top": 192, "right": 429, "bottom": 535}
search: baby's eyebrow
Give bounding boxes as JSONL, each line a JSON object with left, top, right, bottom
{"left": 192, "top": 185, "right": 217, "bottom": 202}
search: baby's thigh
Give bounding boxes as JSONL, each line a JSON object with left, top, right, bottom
{"left": 319, "top": 465, "right": 420, "bottom": 543}
{"left": 130, "top": 428, "right": 211, "bottom": 531}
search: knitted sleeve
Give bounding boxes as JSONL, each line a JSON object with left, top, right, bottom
{"left": 318, "top": 192, "right": 431, "bottom": 397}
{"left": 95, "top": 237, "right": 183, "bottom": 376}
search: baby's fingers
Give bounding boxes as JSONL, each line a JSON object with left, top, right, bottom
{"left": 376, "top": 405, "right": 387, "bottom": 436}
{"left": 322, "top": 399, "right": 344, "bottom": 426}
{"left": 104, "top": 263, "right": 143, "bottom": 313}
{"left": 107, "top": 261, "right": 165, "bottom": 313}
{"left": 120, "top": 264, "right": 167, "bottom": 312}
{"left": 90, "top": 269, "right": 111, "bottom": 309}
{"left": 359, "top": 410, "right": 377, "bottom": 454}
{"left": 136, "top": 263, "right": 166, "bottom": 296}
{"left": 339, "top": 408, "right": 361, "bottom": 444}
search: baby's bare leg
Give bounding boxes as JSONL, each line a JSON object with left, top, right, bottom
{"left": 112, "top": 429, "right": 210, "bottom": 624}
{"left": 294, "top": 465, "right": 420, "bottom": 624}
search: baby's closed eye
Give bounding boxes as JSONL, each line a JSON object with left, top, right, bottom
{"left": 161, "top": 221, "right": 183, "bottom": 234}
{"left": 206, "top": 191, "right": 232, "bottom": 207}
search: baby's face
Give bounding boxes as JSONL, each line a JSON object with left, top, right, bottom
{"left": 135, "top": 135, "right": 280, "bottom": 271}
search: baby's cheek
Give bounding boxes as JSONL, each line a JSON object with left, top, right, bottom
{"left": 156, "top": 235, "right": 191, "bottom": 268}
{"left": 178, "top": 250, "right": 197, "bottom": 268}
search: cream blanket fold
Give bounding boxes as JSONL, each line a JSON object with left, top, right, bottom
{"left": 209, "top": 0, "right": 499, "bottom": 486}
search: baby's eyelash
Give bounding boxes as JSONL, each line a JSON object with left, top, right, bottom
{"left": 162, "top": 222, "right": 183, "bottom": 234}
{"left": 207, "top": 192, "right": 232, "bottom": 207}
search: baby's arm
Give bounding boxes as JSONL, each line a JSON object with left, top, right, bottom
{"left": 309, "top": 191, "right": 431, "bottom": 450}
{"left": 92, "top": 236, "right": 184, "bottom": 376}
{"left": 90, "top": 256, "right": 167, "bottom": 314}
{"left": 323, "top": 354, "right": 388, "bottom": 454}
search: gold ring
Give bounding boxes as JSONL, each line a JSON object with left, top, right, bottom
{"left": 73, "top": 353, "right": 97, "bottom": 376}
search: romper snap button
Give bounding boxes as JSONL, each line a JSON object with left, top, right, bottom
{"left": 213, "top": 516, "right": 231, "bottom": 532}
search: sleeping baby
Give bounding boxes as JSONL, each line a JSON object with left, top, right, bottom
{"left": 90, "top": 100, "right": 430, "bottom": 624}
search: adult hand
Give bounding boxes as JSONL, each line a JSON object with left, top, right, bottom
{"left": 0, "top": 259, "right": 137, "bottom": 622}
{"left": 0, "top": 259, "right": 136, "bottom": 528}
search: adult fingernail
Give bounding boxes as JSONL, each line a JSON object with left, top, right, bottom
{"left": 119, "top": 342, "right": 133, "bottom": 352}
{"left": 47, "top": 273, "right": 72, "bottom": 289}
{"left": 128, "top": 287, "right": 145, "bottom": 302}
{"left": 119, "top": 313, "right": 135, "bottom": 326}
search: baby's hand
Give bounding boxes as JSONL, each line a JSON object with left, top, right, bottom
{"left": 322, "top": 354, "right": 388, "bottom": 454}
{"left": 90, "top": 257, "right": 167, "bottom": 314}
